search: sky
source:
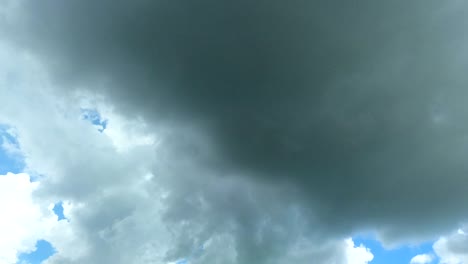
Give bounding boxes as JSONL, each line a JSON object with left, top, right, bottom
{"left": 2, "top": 1, "right": 468, "bottom": 263}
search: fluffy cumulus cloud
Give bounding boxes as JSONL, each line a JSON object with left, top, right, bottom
{"left": 346, "top": 239, "right": 374, "bottom": 264}
{"left": 2, "top": 0, "right": 468, "bottom": 263}
{"left": 0, "top": 173, "right": 56, "bottom": 264}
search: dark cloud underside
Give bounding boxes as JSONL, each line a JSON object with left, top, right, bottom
{"left": 5, "top": 0, "right": 468, "bottom": 244}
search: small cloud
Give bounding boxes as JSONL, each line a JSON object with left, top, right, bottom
{"left": 410, "top": 253, "right": 434, "bottom": 264}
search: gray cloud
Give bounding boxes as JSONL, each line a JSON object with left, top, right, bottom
{"left": 2, "top": 0, "right": 468, "bottom": 262}
{"left": 0, "top": 48, "right": 356, "bottom": 263}
{"left": 433, "top": 228, "right": 468, "bottom": 263}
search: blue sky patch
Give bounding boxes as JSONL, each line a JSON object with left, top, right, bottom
{"left": 353, "top": 236, "right": 436, "bottom": 264}
{"left": 27, "top": 172, "right": 46, "bottom": 183}
{"left": 80, "top": 108, "right": 108, "bottom": 132}
{"left": 0, "top": 125, "right": 25, "bottom": 174}
{"left": 17, "top": 240, "right": 55, "bottom": 264}
{"left": 52, "top": 201, "right": 67, "bottom": 221}
{"left": 175, "top": 259, "right": 189, "bottom": 264}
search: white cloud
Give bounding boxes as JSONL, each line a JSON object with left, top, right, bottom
{"left": 0, "top": 173, "right": 56, "bottom": 264}
{"left": 345, "top": 238, "right": 374, "bottom": 264}
{"left": 39, "top": 201, "right": 90, "bottom": 263}
{"left": 410, "top": 253, "right": 434, "bottom": 264}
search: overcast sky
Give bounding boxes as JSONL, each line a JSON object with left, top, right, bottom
{"left": 2, "top": 1, "right": 468, "bottom": 263}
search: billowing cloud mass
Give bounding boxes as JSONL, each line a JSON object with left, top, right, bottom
{"left": 0, "top": 41, "right": 375, "bottom": 263}
{"left": 1, "top": 0, "right": 468, "bottom": 263}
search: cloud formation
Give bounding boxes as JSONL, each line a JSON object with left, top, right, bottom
{"left": 0, "top": 173, "right": 56, "bottom": 264}
{"left": 0, "top": 41, "right": 361, "bottom": 263}
{"left": 2, "top": 1, "right": 468, "bottom": 263}
{"left": 345, "top": 238, "right": 374, "bottom": 264}
{"left": 434, "top": 229, "right": 468, "bottom": 264}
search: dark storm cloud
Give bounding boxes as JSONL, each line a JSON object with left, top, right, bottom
{"left": 5, "top": 0, "right": 468, "bottom": 243}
